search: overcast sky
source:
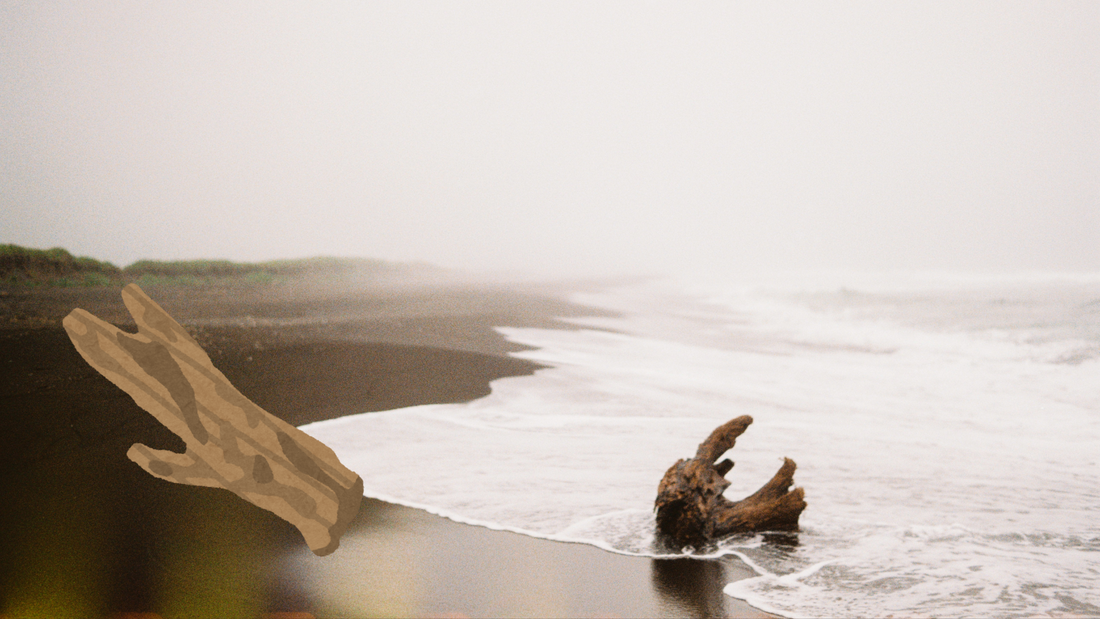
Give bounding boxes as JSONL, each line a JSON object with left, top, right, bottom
{"left": 2, "top": 2, "right": 1097, "bottom": 277}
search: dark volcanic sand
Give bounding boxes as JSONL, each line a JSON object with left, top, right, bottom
{"left": 0, "top": 281, "right": 773, "bottom": 618}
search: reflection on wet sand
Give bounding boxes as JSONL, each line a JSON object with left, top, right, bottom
{"left": 652, "top": 558, "right": 728, "bottom": 618}
{"left": 284, "top": 498, "right": 773, "bottom": 618}
{"left": 652, "top": 555, "right": 776, "bottom": 619}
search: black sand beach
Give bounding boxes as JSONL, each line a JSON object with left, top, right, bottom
{"left": 0, "top": 280, "right": 773, "bottom": 618}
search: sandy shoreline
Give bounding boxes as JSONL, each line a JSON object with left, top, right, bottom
{"left": 0, "top": 280, "right": 774, "bottom": 618}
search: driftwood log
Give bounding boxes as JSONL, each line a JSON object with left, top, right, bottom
{"left": 62, "top": 284, "right": 362, "bottom": 555}
{"left": 655, "top": 415, "right": 806, "bottom": 547}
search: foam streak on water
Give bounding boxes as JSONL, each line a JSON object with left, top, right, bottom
{"left": 304, "top": 273, "right": 1100, "bottom": 618}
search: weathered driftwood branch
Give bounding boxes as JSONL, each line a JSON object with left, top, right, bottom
{"left": 62, "top": 284, "right": 362, "bottom": 555}
{"left": 655, "top": 415, "right": 806, "bottom": 547}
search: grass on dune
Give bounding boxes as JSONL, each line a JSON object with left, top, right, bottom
{"left": 0, "top": 244, "right": 412, "bottom": 288}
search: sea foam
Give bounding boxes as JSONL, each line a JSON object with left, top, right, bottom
{"left": 304, "top": 274, "right": 1100, "bottom": 618}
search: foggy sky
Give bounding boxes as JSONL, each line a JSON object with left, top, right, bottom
{"left": 2, "top": 2, "right": 1097, "bottom": 278}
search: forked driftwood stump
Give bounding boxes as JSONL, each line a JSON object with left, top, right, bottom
{"left": 655, "top": 415, "right": 806, "bottom": 547}
{"left": 62, "top": 284, "right": 362, "bottom": 555}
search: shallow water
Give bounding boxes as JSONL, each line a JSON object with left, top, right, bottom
{"left": 305, "top": 272, "right": 1100, "bottom": 618}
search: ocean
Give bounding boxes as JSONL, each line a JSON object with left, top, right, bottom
{"left": 305, "top": 272, "right": 1100, "bottom": 618}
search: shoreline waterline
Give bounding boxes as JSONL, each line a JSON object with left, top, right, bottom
{"left": 1, "top": 277, "right": 776, "bottom": 618}
{"left": 309, "top": 274, "right": 1100, "bottom": 618}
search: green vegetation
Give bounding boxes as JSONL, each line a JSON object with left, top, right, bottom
{"left": 0, "top": 244, "right": 121, "bottom": 287}
{"left": 0, "top": 243, "right": 418, "bottom": 288}
{"left": 121, "top": 256, "right": 399, "bottom": 286}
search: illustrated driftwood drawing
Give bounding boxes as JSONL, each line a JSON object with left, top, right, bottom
{"left": 62, "top": 284, "right": 362, "bottom": 556}
{"left": 655, "top": 415, "right": 806, "bottom": 547}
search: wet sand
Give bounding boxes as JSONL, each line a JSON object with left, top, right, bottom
{"left": 0, "top": 280, "right": 773, "bottom": 618}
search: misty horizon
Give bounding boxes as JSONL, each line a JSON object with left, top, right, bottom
{"left": 2, "top": 2, "right": 1097, "bottom": 279}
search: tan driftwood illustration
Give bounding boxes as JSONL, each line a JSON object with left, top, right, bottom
{"left": 62, "top": 284, "right": 362, "bottom": 556}
{"left": 655, "top": 415, "right": 806, "bottom": 547}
